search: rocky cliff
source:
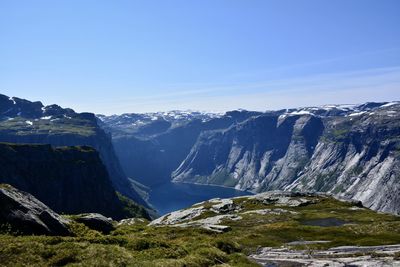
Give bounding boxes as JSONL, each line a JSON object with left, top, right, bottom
{"left": 0, "top": 143, "right": 148, "bottom": 219}
{"left": 172, "top": 114, "right": 324, "bottom": 189}
{"left": 107, "top": 110, "right": 262, "bottom": 186}
{"left": 170, "top": 103, "right": 400, "bottom": 215}
{"left": 0, "top": 93, "right": 146, "bottom": 207}
{"left": 0, "top": 143, "right": 150, "bottom": 219}
{"left": 286, "top": 106, "right": 400, "bottom": 215}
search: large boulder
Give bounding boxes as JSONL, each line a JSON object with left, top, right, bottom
{"left": 73, "top": 213, "right": 115, "bottom": 234}
{"left": 0, "top": 184, "right": 71, "bottom": 236}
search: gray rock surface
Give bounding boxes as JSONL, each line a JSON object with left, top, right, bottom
{"left": 149, "top": 191, "right": 317, "bottom": 232}
{"left": 149, "top": 206, "right": 205, "bottom": 226}
{"left": 250, "top": 244, "right": 400, "bottom": 267}
{"left": 210, "top": 198, "right": 240, "bottom": 213}
{"left": 117, "top": 218, "right": 145, "bottom": 226}
{"left": 73, "top": 213, "right": 115, "bottom": 234}
{"left": 247, "top": 191, "right": 315, "bottom": 207}
{"left": 0, "top": 184, "right": 71, "bottom": 236}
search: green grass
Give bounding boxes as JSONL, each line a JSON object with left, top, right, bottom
{"left": 1, "top": 195, "right": 399, "bottom": 266}
{"left": 0, "top": 221, "right": 258, "bottom": 266}
{"left": 0, "top": 116, "right": 97, "bottom": 137}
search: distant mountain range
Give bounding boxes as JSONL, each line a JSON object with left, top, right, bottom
{"left": 99, "top": 101, "right": 400, "bottom": 215}
{"left": 97, "top": 110, "right": 224, "bottom": 138}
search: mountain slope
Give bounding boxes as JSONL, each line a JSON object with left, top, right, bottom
{"left": 106, "top": 110, "right": 262, "bottom": 186}
{"left": 0, "top": 94, "right": 146, "bottom": 207}
{"left": 286, "top": 105, "right": 400, "bottom": 214}
{"left": 172, "top": 114, "right": 324, "bottom": 189}
{"left": 171, "top": 102, "right": 400, "bottom": 214}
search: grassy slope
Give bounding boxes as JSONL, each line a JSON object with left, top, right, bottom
{"left": 0, "top": 196, "right": 399, "bottom": 266}
{"left": 0, "top": 116, "right": 96, "bottom": 137}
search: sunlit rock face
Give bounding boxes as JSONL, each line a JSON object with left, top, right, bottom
{"left": 286, "top": 106, "right": 400, "bottom": 215}
{"left": 170, "top": 103, "right": 400, "bottom": 215}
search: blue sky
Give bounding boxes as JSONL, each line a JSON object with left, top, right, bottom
{"left": 1, "top": 0, "right": 399, "bottom": 114}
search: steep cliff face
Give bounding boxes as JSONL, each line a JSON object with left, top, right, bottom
{"left": 110, "top": 111, "right": 262, "bottom": 186}
{"left": 0, "top": 94, "right": 146, "bottom": 206}
{"left": 171, "top": 103, "right": 400, "bottom": 214}
{"left": 286, "top": 106, "right": 400, "bottom": 215}
{"left": 0, "top": 143, "right": 150, "bottom": 219}
{"left": 172, "top": 114, "right": 324, "bottom": 190}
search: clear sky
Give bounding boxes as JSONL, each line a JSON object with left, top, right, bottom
{"left": 1, "top": 0, "right": 400, "bottom": 115}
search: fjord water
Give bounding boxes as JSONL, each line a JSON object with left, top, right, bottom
{"left": 148, "top": 182, "right": 252, "bottom": 215}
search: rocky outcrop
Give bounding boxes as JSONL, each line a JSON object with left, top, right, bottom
{"left": 149, "top": 206, "right": 205, "bottom": 226}
{"left": 73, "top": 213, "right": 115, "bottom": 234}
{"left": 0, "top": 184, "right": 71, "bottom": 236}
{"left": 117, "top": 218, "right": 146, "bottom": 226}
{"left": 0, "top": 142, "right": 150, "bottom": 220}
{"left": 149, "top": 191, "right": 317, "bottom": 232}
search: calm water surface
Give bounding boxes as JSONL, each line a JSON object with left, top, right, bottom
{"left": 148, "top": 182, "right": 252, "bottom": 215}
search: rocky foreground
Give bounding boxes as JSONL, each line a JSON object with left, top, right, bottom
{"left": 150, "top": 191, "right": 321, "bottom": 232}
{"left": 149, "top": 191, "right": 400, "bottom": 266}
{"left": 1, "top": 188, "right": 400, "bottom": 266}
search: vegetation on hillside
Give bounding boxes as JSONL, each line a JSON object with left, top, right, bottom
{"left": 0, "top": 116, "right": 97, "bottom": 137}
{"left": 1, "top": 195, "right": 399, "bottom": 266}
